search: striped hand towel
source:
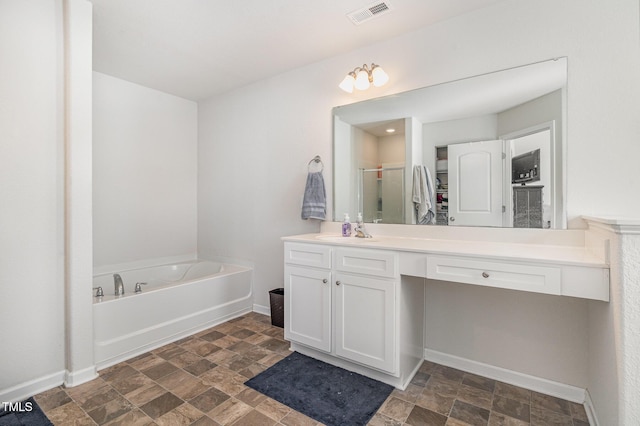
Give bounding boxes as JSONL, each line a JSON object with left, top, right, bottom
{"left": 301, "top": 171, "right": 326, "bottom": 220}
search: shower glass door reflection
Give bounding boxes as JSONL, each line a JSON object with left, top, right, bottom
{"left": 358, "top": 166, "right": 405, "bottom": 224}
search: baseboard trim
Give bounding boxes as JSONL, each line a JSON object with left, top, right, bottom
{"left": 64, "top": 366, "right": 98, "bottom": 388}
{"left": 584, "top": 389, "right": 600, "bottom": 426}
{"left": 253, "top": 303, "right": 270, "bottom": 316}
{"left": 424, "top": 349, "right": 586, "bottom": 403}
{"left": 0, "top": 370, "right": 65, "bottom": 403}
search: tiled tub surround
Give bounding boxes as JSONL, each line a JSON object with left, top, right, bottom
{"left": 35, "top": 312, "right": 590, "bottom": 425}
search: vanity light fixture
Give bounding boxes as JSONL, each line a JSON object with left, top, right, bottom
{"left": 339, "top": 63, "right": 389, "bottom": 93}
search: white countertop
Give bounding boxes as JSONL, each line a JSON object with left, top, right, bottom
{"left": 282, "top": 233, "right": 608, "bottom": 268}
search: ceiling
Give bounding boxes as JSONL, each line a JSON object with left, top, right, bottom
{"left": 90, "top": 0, "right": 506, "bottom": 101}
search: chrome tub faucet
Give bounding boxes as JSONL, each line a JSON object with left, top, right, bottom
{"left": 113, "top": 273, "right": 124, "bottom": 296}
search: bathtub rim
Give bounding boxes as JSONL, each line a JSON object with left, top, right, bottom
{"left": 93, "top": 254, "right": 256, "bottom": 276}
{"left": 93, "top": 259, "right": 253, "bottom": 304}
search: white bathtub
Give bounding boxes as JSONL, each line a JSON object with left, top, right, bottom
{"left": 93, "top": 260, "right": 253, "bottom": 369}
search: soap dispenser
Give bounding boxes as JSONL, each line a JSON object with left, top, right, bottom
{"left": 342, "top": 214, "right": 352, "bottom": 237}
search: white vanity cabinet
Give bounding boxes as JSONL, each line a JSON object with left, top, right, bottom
{"left": 284, "top": 264, "right": 332, "bottom": 352}
{"left": 283, "top": 228, "right": 610, "bottom": 391}
{"left": 284, "top": 243, "right": 332, "bottom": 352}
{"left": 333, "top": 248, "right": 398, "bottom": 373}
{"left": 283, "top": 242, "right": 425, "bottom": 388}
{"left": 333, "top": 274, "right": 396, "bottom": 372}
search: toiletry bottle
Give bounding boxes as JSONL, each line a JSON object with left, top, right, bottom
{"left": 357, "top": 212, "right": 364, "bottom": 228}
{"left": 342, "top": 214, "right": 352, "bottom": 237}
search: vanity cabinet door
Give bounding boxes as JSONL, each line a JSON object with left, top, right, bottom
{"left": 334, "top": 272, "right": 397, "bottom": 374}
{"left": 284, "top": 265, "right": 332, "bottom": 353}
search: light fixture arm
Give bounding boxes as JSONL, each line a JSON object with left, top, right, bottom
{"left": 339, "top": 62, "right": 388, "bottom": 93}
{"left": 349, "top": 64, "right": 379, "bottom": 82}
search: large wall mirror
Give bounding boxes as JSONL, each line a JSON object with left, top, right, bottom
{"left": 333, "top": 58, "right": 567, "bottom": 229}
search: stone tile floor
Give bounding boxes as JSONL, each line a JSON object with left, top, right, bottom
{"left": 34, "top": 312, "right": 590, "bottom": 425}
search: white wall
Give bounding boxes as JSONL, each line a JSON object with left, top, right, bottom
{"left": 198, "top": 77, "right": 331, "bottom": 300}
{"left": 355, "top": 128, "right": 378, "bottom": 221}
{"left": 425, "top": 281, "right": 589, "bottom": 387}
{"left": 93, "top": 72, "right": 198, "bottom": 269}
{"left": 423, "top": 115, "right": 498, "bottom": 149}
{"left": 64, "top": 0, "right": 95, "bottom": 387}
{"left": 197, "top": 1, "right": 639, "bottom": 423}
{"left": 333, "top": 117, "right": 354, "bottom": 220}
{"left": 378, "top": 133, "right": 405, "bottom": 164}
{"left": 380, "top": 132, "right": 406, "bottom": 224}
{"left": 356, "top": 128, "right": 378, "bottom": 168}
{"left": 498, "top": 90, "right": 563, "bottom": 139}
{"left": 0, "top": 0, "right": 66, "bottom": 394}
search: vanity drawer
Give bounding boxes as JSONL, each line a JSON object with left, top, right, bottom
{"left": 426, "top": 255, "right": 561, "bottom": 295}
{"left": 335, "top": 248, "right": 398, "bottom": 278}
{"left": 285, "top": 243, "right": 332, "bottom": 269}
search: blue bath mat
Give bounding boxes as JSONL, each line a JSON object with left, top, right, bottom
{"left": 0, "top": 397, "right": 52, "bottom": 426}
{"left": 245, "top": 351, "right": 393, "bottom": 426}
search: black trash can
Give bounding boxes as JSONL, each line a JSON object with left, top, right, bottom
{"left": 269, "top": 288, "right": 285, "bottom": 328}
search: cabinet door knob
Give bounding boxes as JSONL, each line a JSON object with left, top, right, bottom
{"left": 322, "top": 279, "right": 327, "bottom": 284}
{"left": 336, "top": 281, "right": 341, "bottom": 286}
{"left": 450, "top": 216, "right": 455, "bottom": 222}
{"left": 482, "top": 272, "right": 490, "bottom": 278}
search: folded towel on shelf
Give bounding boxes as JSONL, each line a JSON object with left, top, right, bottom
{"left": 301, "top": 171, "right": 326, "bottom": 220}
{"left": 412, "top": 165, "right": 436, "bottom": 224}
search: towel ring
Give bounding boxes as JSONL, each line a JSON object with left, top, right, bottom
{"left": 308, "top": 155, "right": 324, "bottom": 173}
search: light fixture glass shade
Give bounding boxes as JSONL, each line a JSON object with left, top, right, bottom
{"left": 340, "top": 63, "right": 388, "bottom": 93}
{"left": 339, "top": 74, "right": 355, "bottom": 93}
{"left": 372, "top": 66, "right": 389, "bottom": 87}
{"left": 354, "top": 69, "right": 370, "bottom": 90}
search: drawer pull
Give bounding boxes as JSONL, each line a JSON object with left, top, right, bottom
{"left": 322, "top": 279, "right": 328, "bottom": 284}
{"left": 482, "top": 272, "right": 490, "bottom": 278}
{"left": 336, "top": 281, "right": 341, "bottom": 286}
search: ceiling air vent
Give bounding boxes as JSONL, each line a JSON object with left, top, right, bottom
{"left": 347, "top": 1, "right": 394, "bottom": 25}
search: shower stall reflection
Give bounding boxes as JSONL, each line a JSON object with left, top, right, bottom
{"left": 358, "top": 166, "right": 405, "bottom": 224}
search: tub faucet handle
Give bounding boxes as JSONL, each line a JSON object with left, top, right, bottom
{"left": 134, "top": 282, "right": 147, "bottom": 293}
{"left": 93, "top": 286, "right": 104, "bottom": 297}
